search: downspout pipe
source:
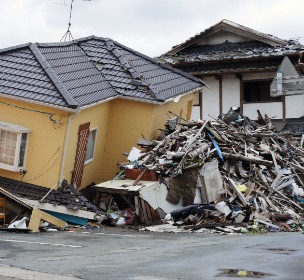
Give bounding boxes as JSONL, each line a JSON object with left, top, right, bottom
{"left": 58, "top": 113, "right": 73, "bottom": 186}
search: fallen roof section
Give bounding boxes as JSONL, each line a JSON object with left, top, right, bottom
{"left": 0, "top": 186, "right": 67, "bottom": 232}
{"left": 0, "top": 177, "right": 103, "bottom": 226}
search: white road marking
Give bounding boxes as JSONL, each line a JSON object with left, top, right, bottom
{"left": 1, "top": 239, "right": 82, "bottom": 248}
{"left": 81, "top": 231, "right": 143, "bottom": 237}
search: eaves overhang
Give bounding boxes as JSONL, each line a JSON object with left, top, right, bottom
{"left": 0, "top": 92, "right": 78, "bottom": 113}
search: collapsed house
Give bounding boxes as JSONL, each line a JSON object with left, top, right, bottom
{"left": 95, "top": 109, "right": 304, "bottom": 233}
{"left": 0, "top": 36, "right": 206, "bottom": 230}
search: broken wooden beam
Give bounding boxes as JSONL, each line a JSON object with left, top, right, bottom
{"left": 221, "top": 152, "right": 273, "bottom": 166}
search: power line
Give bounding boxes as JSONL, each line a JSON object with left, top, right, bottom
{"left": 0, "top": 100, "right": 66, "bottom": 129}
{"left": 24, "top": 147, "right": 61, "bottom": 182}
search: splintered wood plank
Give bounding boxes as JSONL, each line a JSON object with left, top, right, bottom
{"left": 226, "top": 177, "right": 247, "bottom": 206}
{"left": 245, "top": 182, "right": 255, "bottom": 197}
{"left": 222, "top": 152, "right": 273, "bottom": 166}
{"left": 135, "top": 196, "right": 145, "bottom": 224}
{"left": 144, "top": 201, "right": 153, "bottom": 222}
{"left": 134, "top": 196, "right": 140, "bottom": 216}
{"left": 139, "top": 198, "right": 148, "bottom": 224}
{"left": 28, "top": 208, "right": 67, "bottom": 232}
{"left": 149, "top": 203, "right": 157, "bottom": 221}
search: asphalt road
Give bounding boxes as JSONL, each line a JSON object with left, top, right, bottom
{"left": 0, "top": 227, "right": 303, "bottom": 280}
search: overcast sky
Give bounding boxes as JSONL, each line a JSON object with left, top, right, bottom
{"left": 1, "top": 0, "right": 303, "bottom": 57}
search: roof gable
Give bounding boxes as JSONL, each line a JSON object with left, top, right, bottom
{"left": 160, "top": 20, "right": 304, "bottom": 75}
{"left": 164, "top": 19, "right": 287, "bottom": 56}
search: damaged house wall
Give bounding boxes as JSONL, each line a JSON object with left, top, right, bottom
{"left": 102, "top": 99, "right": 154, "bottom": 182}
{"left": 200, "top": 77, "right": 220, "bottom": 119}
{"left": 63, "top": 102, "right": 111, "bottom": 188}
{"left": 222, "top": 74, "right": 241, "bottom": 114}
{"left": 151, "top": 93, "right": 195, "bottom": 139}
{"left": 242, "top": 72, "right": 283, "bottom": 121}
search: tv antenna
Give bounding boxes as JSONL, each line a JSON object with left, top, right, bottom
{"left": 60, "top": 0, "right": 91, "bottom": 42}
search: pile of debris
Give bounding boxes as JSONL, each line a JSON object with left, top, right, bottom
{"left": 119, "top": 109, "right": 304, "bottom": 233}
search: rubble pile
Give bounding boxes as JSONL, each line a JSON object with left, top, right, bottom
{"left": 121, "top": 109, "right": 304, "bottom": 233}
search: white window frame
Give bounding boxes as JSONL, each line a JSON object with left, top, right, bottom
{"left": 85, "top": 128, "right": 97, "bottom": 165}
{"left": 0, "top": 121, "right": 30, "bottom": 172}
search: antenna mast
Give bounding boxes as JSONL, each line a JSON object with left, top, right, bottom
{"left": 60, "top": 0, "right": 75, "bottom": 42}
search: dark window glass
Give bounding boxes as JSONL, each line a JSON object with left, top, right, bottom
{"left": 243, "top": 80, "right": 281, "bottom": 103}
{"left": 18, "top": 133, "right": 28, "bottom": 167}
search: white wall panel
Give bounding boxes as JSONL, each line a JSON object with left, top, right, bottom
{"left": 222, "top": 75, "right": 240, "bottom": 113}
{"left": 243, "top": 102, "right": 283, "bottom": 120}
{"left": 202, "top": 77, "right": 219, "bottom": 120}
{"left": 285, "top": 95, "right": 304, "bottom": 118}
{"left": 191, "top": 106, "right": 201, "bottom": 121}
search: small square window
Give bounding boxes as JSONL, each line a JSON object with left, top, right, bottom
{"left": 85, "top": 129, "right": 97, "bottom": 164}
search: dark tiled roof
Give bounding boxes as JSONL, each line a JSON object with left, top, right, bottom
{"left": 38, "top": 44, "right": 117, "bottom": 106}
{"left": 162, "top": 41, "right": 304, "bottom": 64}
{"left": 0, "top": 37, "right": 206, "bottom": 109}
{"left": 161, "top": 41, "right": 304, "bottom": 75}
{"left": 163, "top": 19, "right": 287, "bottom": 57}
{"left": 79, "top": 39, "right": 155, "bottom": 101}
{"left": 160, "top": 19, "right": 304, "bottom": 75}
{"left": 0, "top": 47, "right": 70, "bottom": 107}
{"left": 0, "top": 176, "right": 100, "bottom": 212}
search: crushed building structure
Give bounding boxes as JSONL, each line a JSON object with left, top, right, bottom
{"left": 98, "top": 109, "right": 304, "bottom": 233}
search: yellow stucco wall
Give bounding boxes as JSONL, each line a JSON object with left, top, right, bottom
{"left": 0, "top": 97, "right": 67, "bottom": 188}
{"left": 63, "top": 102, "right": 111, "bottom": 189}
{"left": 151, "top": 93, "right": 195, "bottom": 139}
{"left": 101, "top": 99, "right": 154, "bottom": 182}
